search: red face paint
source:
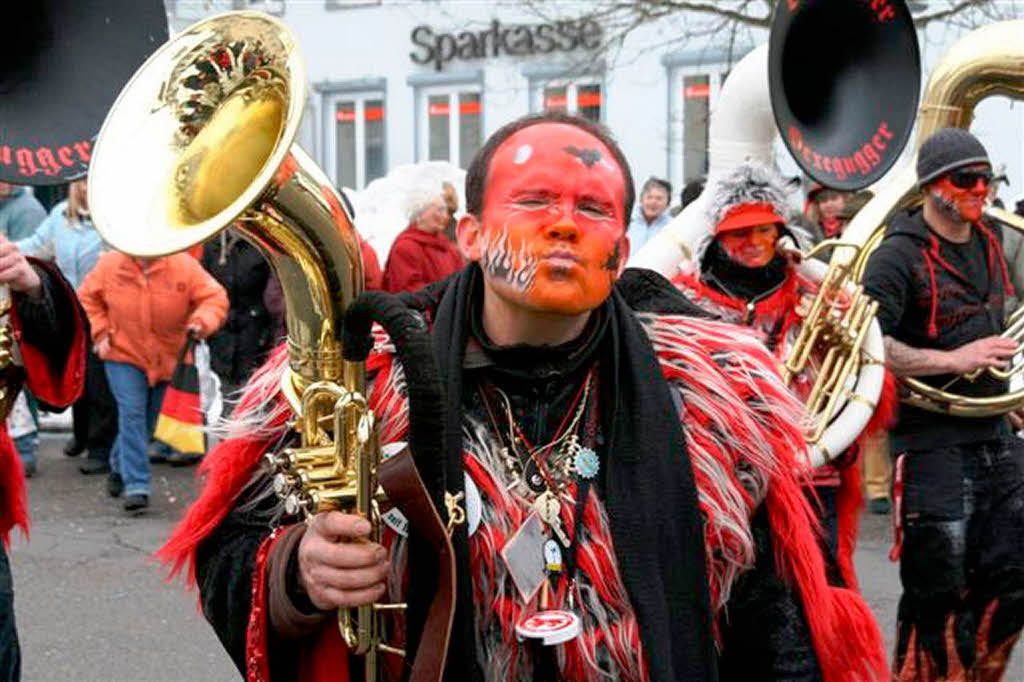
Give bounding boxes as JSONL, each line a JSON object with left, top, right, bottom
{"left": 931, "top": 168, "right": 989, "bottom": 223}
{"left": 474, "top": 123, "right": 627, "bottom": 315}
{"left": 718, "top": 224, "right": 779, "bottom": 268}
{"left": 820, "top": 215, "right": 842, "bottom": 238}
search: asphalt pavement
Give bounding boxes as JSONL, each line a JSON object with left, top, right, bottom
{"left": 9, "top": 434, "right": 1024, "bottom": 681}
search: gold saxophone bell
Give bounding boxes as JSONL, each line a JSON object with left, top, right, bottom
{"left": 87, "top": 11, "right": 403, "bottom": 679}
{"left": 840, "top": 20, "right": 1024, "bottom": 417}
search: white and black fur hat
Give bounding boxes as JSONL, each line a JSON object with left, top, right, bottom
{"left": 692, "top": 162, "right": 812, "bottom": 262}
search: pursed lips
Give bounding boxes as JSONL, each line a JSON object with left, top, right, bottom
{"left": 542, "top": 250, "right": 583, "bottom": 265}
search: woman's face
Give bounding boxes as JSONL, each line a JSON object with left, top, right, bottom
{"left": 70, "top": 180, "right": 89, "bottom": 210}
{"left": 640, "top": 186, "right": 669, "bottom": 221}
{"left": 718, "top": 223, "right": 780, "bottom": 268}
{"left": 416, "top": 197, "right": 450, "bottom": 234}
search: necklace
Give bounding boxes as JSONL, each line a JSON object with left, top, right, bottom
{"left": 491, "top": 367, "right": 597, "bottom": 496}
{"left": 479, "top": 368, "right": 600, "bottom": 549}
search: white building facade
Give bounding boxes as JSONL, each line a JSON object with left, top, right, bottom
{"left": 168, "top": 0, "right": 1024, "bottom": 210}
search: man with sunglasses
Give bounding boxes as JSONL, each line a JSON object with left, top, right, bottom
{"left": 863, "top": 127, "right": 1024, "bottom": 680}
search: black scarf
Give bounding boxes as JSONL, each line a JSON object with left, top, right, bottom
{"left": 701, "top": 239, "right": 789, "bottom": 301}
{"left": 400, "top": 265, "right": 717, "bottom": 681}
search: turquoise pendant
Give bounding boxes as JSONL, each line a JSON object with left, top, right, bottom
{"left": 573, "top": 446, "right": 599, "bottom": 479}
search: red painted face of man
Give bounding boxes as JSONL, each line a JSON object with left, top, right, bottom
{"left": 930, "top": 163, "right": 991, "bottom": 223}
{"left": 718, "top": 224, "right": 780, "bottom": 268}
{"left": 461, "top": 123, "right": 628, "bottom": 316}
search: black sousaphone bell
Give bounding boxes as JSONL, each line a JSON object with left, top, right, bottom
{"left": 0, "top": 1, "right": 168, "bottom": 185}
{"left": 769, "top": 0, "right": 921, "bottom": 190}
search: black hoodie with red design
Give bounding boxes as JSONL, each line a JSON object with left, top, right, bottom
{"left": 863, "top": 206, "right": 1015, "bottom": 451}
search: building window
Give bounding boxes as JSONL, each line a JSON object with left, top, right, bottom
{"left": 536, "top": 80, "right": 603, "bottom": 121}
{"left": 326, "top": 0, "right": 380, "bottom": 7}
{"left": 418, "top": 86, "right": 483, "bottom": 168}
{"left": 682, "top": 75, "right": 713, "bottom": 183}
{"left": 171, "top": 0, "right": 233, "bottom": 21}
{"left": 324, "top": 92, "right": 386, "bottom": 189}
{"left": 667, "top": 67, "right": 729, "bottom": 193}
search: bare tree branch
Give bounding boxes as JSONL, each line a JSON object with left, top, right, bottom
{"left": 913, "top": 0, "right": 990, "bottom": 26}
{"left": 521, "top": 0, "right": 1022, "bottom": 64}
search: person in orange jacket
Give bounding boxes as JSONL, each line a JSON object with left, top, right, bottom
{"left": 78, "top": 251, "right": 228, "bottom": 513}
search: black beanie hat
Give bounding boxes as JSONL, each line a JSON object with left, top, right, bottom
{"left": 916, "top": 128, "right": 990, "bottom": 187}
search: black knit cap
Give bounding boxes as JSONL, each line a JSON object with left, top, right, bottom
{"left": 916, "top": 128, "right": 990, "bottom": 186}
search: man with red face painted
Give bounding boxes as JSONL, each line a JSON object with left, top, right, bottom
{"left": 672, "top": 164, "right": 889, "bottom": 592}
{"left": 160, "top": 114, "right": 887, "bottom": 682}
{"left": 862, "top": 127, "right": 1024, "bottom": 681}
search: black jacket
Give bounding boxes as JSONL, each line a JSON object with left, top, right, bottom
{"left": 201, "top": 234, "right": 272, "bottom": 387}
{"left": 863, "top": 207, "right": 1012, "bottom": 450}
{"left": 196, "top": 268, "right": 823, "bottom": 682}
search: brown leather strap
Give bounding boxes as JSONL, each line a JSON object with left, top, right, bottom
{"left": 378, "top": 445, "right": 455, "bottom": 682}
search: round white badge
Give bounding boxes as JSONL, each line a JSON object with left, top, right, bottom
{"left": 464, "top": 475, "right": 482, "bottom": 537}
{"left": 515, "top": 610, "right": 582, "bottom": 646}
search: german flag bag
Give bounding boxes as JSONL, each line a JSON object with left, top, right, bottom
{"left": 153, "top": 333, "right": 206, "bottom": 456}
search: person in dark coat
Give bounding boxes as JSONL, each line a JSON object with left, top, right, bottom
{"left": 159, "top": 113, "right": 887, "bottom": 682}
{"left": 201, "top": 230, "right": 273, "bottom": 400}
{"left": 381, "top": 194, "right": 464, "bottom": 293}
{"left": 863, "top": 128, "right": 1024, "bottom": 679}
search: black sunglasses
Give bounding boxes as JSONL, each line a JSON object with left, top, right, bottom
{"left": 948, "top": 169, "right": 993, "bottom": 189}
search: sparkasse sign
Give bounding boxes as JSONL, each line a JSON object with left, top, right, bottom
{"left": 410, "top": 18, "right": 602, "bottom": 71}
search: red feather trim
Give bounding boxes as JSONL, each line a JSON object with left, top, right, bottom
{"left": 157, "top": 435, "right": 278, "bottom": 585}
{"left": 767, "top": 468, "right": 887, "bottom": 682}
{"left": 157, "top": 346, "right": 293, "bottom": 585}
{"left": 673, "top": 266, "right": 802, "bottom": 323}
{"left": 863, "top": 369, "right": 898, "bottom": 437}
{"left": 0, "top": 428, "right": 28, "bottom": 546}
{"left": 157, "top": 340, "right": 402, "bottom": 587}
{"left": 834, "top": 463, "right": 863, "bottom": 591}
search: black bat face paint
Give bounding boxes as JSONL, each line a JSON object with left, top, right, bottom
{"left": 602, "top": 240, "right": 622, "bottom": 271}
{"left": 564, "top": 145, "right": 603, "bottom": 168}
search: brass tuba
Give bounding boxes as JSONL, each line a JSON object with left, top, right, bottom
{"left": 633, "top": 0, "right": 921, "bottom": 466}
{"left": 840, "top": 20, "right": 1024, "bottom": 416}
{"left": 87, "top": 11, "right": 405, "bottom": 677}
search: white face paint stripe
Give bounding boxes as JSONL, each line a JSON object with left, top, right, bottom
{"left": 480, "top": 223, "right": 538, "bottom": 292}
{"left": 513, "top": 144, "right": 533, "bottom": 165}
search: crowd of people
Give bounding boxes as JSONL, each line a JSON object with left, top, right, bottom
{"left": 0, "top": 174, "right": 471, "bottom": 515}
{"left": 1, "top": 112, "right": 1023, "bottom": 680}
